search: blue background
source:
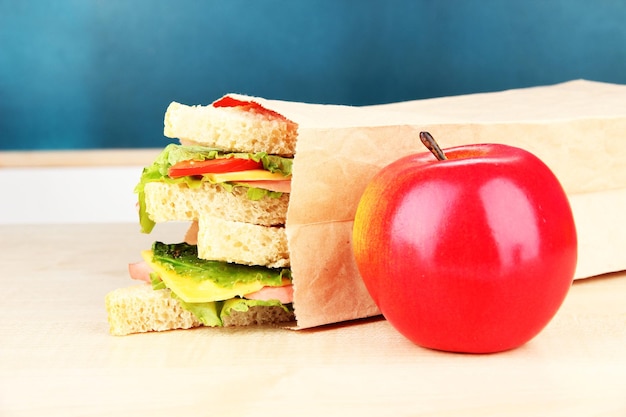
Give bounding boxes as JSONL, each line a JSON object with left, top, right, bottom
{"left": 1, "top": 0, "right": 625, "bottom": 150}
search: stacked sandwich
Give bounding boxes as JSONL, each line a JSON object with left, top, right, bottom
{"left": 106, "top": 96, "right": 300, "bottom": 335}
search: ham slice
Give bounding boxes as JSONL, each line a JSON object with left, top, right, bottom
{"left": 244, "top": 284, "right": 294, "bottom": 304}
{"left": 128, "top": 261, "right": 152, "bottom": 283}
{"left": 234, "top": 180, "right": 291, "bottom": 193}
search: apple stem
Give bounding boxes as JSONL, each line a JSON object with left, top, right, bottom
{"left": 420, "top": 132, "right": 448, "bottom": 161}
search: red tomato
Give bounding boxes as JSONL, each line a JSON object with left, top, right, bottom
{"left": 168, "top": 158, "right": 263, "bottom": 178}
{"left": 212, "top": 96, "right": 288, "bottom": 121}
{"left": 352, "top": 142, "right": 577, "bottom": 353}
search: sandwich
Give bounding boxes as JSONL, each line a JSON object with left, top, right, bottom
{"left": 106, "top": 97, "right": 301, "bottom": 335}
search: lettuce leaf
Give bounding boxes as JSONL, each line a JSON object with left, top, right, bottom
{"left": 135, "top": 144, "right": 292, "bottom": 233}
{"left": 148, "top": 252, "right": 292, "bottom": 327}
{"left": 221, "top": 298, "right": 293, "bottom": 318}
{"left": 173, "top": 296, "right": 223, "bottom": 327}
{"left": 164, "top": 298, "right": 292, "bottom": 328}
{"left": 149, "top": 272, "right": 167, "bottom": 290}
{"left": 151, "top": 242, "right": 290, "bottom": 288}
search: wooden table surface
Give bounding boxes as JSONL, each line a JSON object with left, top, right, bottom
{"left": 1, "top": 222, "right": 625, "bottom": 417}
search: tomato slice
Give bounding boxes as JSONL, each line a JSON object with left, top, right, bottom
{"left": 212, "top": 96, "right": 288, "bottom": 121}
{"left": 168, "top": 158, "right": 263, "bottom": 178}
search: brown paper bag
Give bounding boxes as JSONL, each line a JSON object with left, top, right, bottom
{"left": 231, "top": 80, "right": 626, "bottom": 328}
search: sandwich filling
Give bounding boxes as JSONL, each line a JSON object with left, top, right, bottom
{"left": 136, "top": 143, "right": 293, "bottom": 233}
{"left": 134, "top": 144, "right": 294, "bottom": 327}
{"left": 137, "top": 242, "right": 292, "bottom": 326}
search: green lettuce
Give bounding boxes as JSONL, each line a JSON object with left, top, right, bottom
{"left": 148, "top": 249, "right": 292, "bottom": 327}
{"left": 174, "top": 297, "right": 223, "bottom": 327}
{"left": 221, "top": 298, "right": 292, "bottom": 318}
{"left": 175, "top": 298, "right": 292, "bottom": 327}
{"left": 151, "top": 242, "right": 290, "bottom": 289}
{"left": 135, "top": 144, "right": 293, "bottom": 233}
{"left": 149, "top": 272, "right": 167, "bottom": 290}
{"left": 167, "top": 298, "right": 292, "bottom": 328}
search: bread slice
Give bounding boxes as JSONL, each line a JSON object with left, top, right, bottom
{"left": 164, "top": 101, "right": 298, "bottom": 156}
{"left": 197, "top": 216, "right": 289, "bottom": 268}
{"left": 105, "top": 285, "right": 295, "bottom": 336}
{"left": 221, "top": 303, "right": 294, "bottom": 327}
{"left": 144, "top": 181, "right": 289, "bottom": 227}
{"left": 105, "top": 285, "right": 202, "bottom": 336}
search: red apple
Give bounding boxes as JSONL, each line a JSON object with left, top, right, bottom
{"left": 352, "top": 132, "right": 577, "bottom": 353}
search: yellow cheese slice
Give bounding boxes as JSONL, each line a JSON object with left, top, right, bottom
{"left": 141, "top": 250, "right": 268, "bottom": 303}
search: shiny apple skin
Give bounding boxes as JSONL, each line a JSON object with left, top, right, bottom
{"left": 352, "top": 144, "right": 577, "bottom": 353}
